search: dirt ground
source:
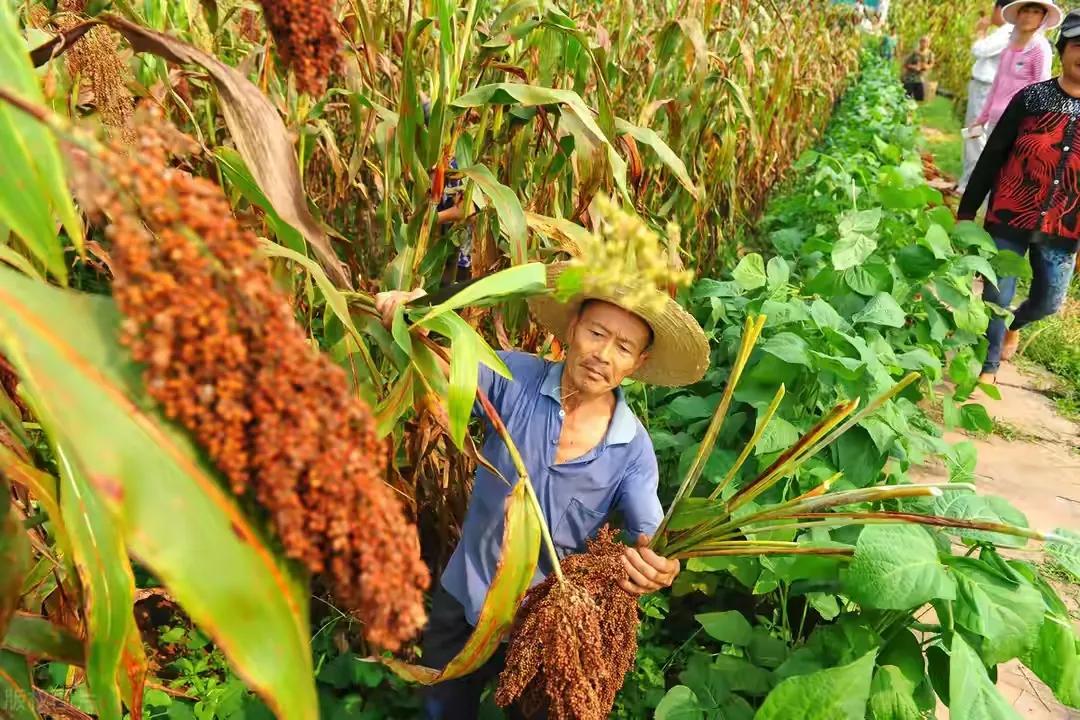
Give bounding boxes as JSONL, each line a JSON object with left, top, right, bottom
{"left": 911, "top": 362, "right": 1080, "bottom": 718}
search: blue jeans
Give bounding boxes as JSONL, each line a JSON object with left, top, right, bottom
{"left": 981, "top": 236, "right": 1077, "bottom": 374}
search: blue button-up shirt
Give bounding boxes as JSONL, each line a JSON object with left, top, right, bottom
{"left": 441, "top": 351, "right": 663, "bottom": 625}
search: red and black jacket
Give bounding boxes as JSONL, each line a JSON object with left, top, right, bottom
{"left": 958, "top": 79, "right": 1080, "bottom": 253}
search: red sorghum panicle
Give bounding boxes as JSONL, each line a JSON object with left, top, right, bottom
{"left": 93, "top": 108, "right": 428, "bottom": 651}
{"left": 497, "top": 527, "right": 640, "bottom": 720}
{"left": 255, "top": 0, "right": 340, "bottom": 96}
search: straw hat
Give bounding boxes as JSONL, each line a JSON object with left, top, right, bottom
{"left": 1002, "top": 0, "right": 1063, "bottom": 30}
{"left": 528, "top": 263, "right": 710, "bottom": 387}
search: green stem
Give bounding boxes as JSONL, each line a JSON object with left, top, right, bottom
{"left": 708, "top": 383, "right": 786, "bottom": 502}
{"left": 475, "top": 387, "right": 565, "bottom": 583}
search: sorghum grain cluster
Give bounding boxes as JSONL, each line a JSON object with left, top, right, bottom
{"left": 255, "top": 0, "right": 339, "bottom": 96}
{"left": 93, "top": 109, "right": 428, "bottom": 651}
{"left": 56, "top": 0, "right": 135, "bottom": 143}
{"left": 496, "top": 527, "right": 639, "bottom": 720}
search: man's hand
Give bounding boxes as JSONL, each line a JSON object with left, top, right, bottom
{"left": 619, "top": 534, "right": 680, "bottom": 596}
{"left": 374, "top": 288, "right": 426, "bottom": 328}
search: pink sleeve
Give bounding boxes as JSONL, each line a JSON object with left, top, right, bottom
{"left": 1033, "top": 40, "right": 1051, "bottom": 82}
{"left": 976, "top": 62, "right": 1002, "bottom": 125}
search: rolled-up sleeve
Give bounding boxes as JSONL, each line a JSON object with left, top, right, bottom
{"left": 617, "top": 441, "right": 664, "bottom": 538}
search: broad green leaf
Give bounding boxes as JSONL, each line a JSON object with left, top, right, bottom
{"left": 0, "top": 268, "right": 317, "bottom": 720}
{"left": 666, "top": 394, "right": 716, "bottom": 421}
{"left": 679, "top": 655, "right": 731, "bottom": 709}
{"left": 868, "top": 665, "right": 921, "bottom": 720}
{"left": 452, "top": 83, "right": 629, "bottom": 198}
{"left": 953, "top": 255, "right": 999, "bottom": 289}
{"left": 0, "top": 650, "right": 38, "bottom": 720}
{"left": 2, "top": 613, "right": 83, "bottom": 666}
{"left": 415, "top": 263, "right": 546, "bottom": 326}
{"left": 951, "top": 556, "right": 1043, "bottom": 666}
{"left": 852, "top": 293, "right": 906, "bottom": 328}
{"left": 990, "top": 250, "right": 1032, "bottom": 282}
{"left": 832, "top": 232, "right": 877, "bottom": 271}
{"left": 616, "top": 119, "right": 698, "bottom": 198}
{"left": 953, "top": 300, "right": 990, "bottom": 335}
{"left": 839, "top": 208, "right": 882, "bottom": 235}
{"left": 711, "top": 655, "right": 772, "bottom": 696}
{"left": 921, "top": 224, "right": 953, "bottom": 260}
{"left": 0, "top": 497, "right": 30, "bottom": 638}
{"left": 1046, "top": 528, "right": 1080, "bottom": 581}
{"left": 52, "top": 445, "right": 134, "bottom": 720}
{"left": 459, "top": 165, "right": 528, "bottom": 265}
{"left": 755, "top": 651, "right": 875, "bottom": 720}
{"left": 0, "top": 2, "right": 84, "bottom": 284}
{"left": 952, "top": 222, "right": 997, "bottom": 253}
{"left": 959, "top": 404, "right": 993, "bottom": 434}
{"left": 1022, "top": 613, "right": 1080, "bottom": 707}
{"left": 766, "top": 256, "right": 790, "bottom": 290}
{"left": 949, "top": 634, "right": 1021, "bottom": 720}
{"left": 810, "top": 299, "right": 848, "bottom": 331}
{"left": 930, "top": 493, "right": 1029, "bottom": 548}
{"left": 384, "top": 480, "right": 540, "bottom": 683}
{"left": 655, "top": 685, "right": 705, "bottom": 720}
{"left": 732, "top": 254, "right": 767, "bottom": 291}
{"left": 694, "top": 611, "right": 752, "bottom": 646}
{"left": 760, "top": 333, "right": 811, "bottom": 367}
{"left": 844, "top": 525, "right": 955, "bottom": 609}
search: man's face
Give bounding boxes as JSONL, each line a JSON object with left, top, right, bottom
{"left": 1062, "top": 38, "right": 1080, "bottom": 81}
{"left": 920, "top": 36, "right": 931, "bottom": 49}
{"left": 564, "top": 301, "right": 651, "bottom": 396}
{"left": 1016, "top": 4, "right": 1048, "bottom": 30}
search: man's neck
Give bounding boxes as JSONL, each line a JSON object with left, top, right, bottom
{"left": 1059, "top": 74, "right": 1080, "bottom": 98}
{"left": 561, "top": 381, "right": 615, "bottom": 416}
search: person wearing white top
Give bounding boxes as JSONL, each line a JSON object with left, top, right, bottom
{"left": 958, "top": 0, "right": 1014, "bottom": 193}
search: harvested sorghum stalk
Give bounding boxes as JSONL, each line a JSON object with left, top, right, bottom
{"left": 89, "top": 108, "right": 428, "bottom": 651}
{"left": 497, "top": 527, "right": 639, "bottom": 720}
{"left": 255, "top": 0, "right": 340, "bottom": 96}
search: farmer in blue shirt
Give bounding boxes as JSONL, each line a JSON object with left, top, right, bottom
{"left": 376, "top": 265, "right": 709, "bottom": 719}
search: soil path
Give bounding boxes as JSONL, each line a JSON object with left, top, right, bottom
{"left": 912, "top": 363, "right": 1080, "bottom": 718}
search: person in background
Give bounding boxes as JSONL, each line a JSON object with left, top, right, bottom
{"left": 956, "top": 0, "right": 1014, "bottom": 194}
{"left": 967, "top": 1, "right": 1060, "bottom": 138}
{"left": 903, "top": 36, "right": 935, "bottom": 102}
{"left": 958, "top": 7, "right": 1080, "bottom": 385}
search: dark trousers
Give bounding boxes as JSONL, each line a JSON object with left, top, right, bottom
{"left": 904, "top": 81, "right": 925, "bottom": 102}
{"left": 420, "top": 585, "right": 538, "bottom": 720}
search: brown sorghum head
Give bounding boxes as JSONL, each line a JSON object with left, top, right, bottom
{"left": 92, "top": 107, "right": 428, "bottom": 651}
{"left": 496, "top": 527, "right": 640, "bottom": 720}
{"left": 56, "top": 0, "right": 136, "bottom": 144}
{"left": 255, "top": 0, "right": 340, "bottom": 97}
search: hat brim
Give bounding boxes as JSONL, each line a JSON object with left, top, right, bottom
{"left": 1002, "top": 0, "right": 1063, "bottom": 30}
{"left": 528, "top": 263, "right": 710, "bottom": 388}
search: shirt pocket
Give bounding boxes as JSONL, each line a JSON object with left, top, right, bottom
{"left": 552, "top": 497, "right": 606, "bottom": 555}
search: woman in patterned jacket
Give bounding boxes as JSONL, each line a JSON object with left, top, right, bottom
{"left": 959, "top": 7, "right": 1080, "bottom": 384}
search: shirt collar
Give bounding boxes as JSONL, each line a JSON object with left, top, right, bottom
{"left": 540, "top": 362, "right": 638, "bottom": 446}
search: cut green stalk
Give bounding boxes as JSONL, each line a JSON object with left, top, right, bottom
{"left": 651, "top": 314, "right": 765, "bottom": 545}
{"left": 725, "top": 398, "right": 859, "bottom": 513}
{"left": 777, "top": 511, "right": 1053, "bottom": 543}
{"left": 675, "top": 546, "right": 855, "bottom": 560}
{"left": 707, "top": 383, "right": 786, "bottom": 501}
{"left": 791, "top": 471, "right": 843, "bottom": 501}
{"left": 475, "top": 387, "right": 564, "bottom": 583}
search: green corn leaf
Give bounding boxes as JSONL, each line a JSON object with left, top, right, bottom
{"left": 0, "top": 268, "right": 317, "bottom": 720}
{"left": 0, "top": 494, "right": 30, "bottom": 640}
{"left": 2, "top": 613, "right": 84, "bottom": 666}
{"left": 452, "top": 83, "right": 629, "bottom": 198}
{"left": 0, "top": 2, "right": 83, "bottom": 284}
{"left": 458, "top": 165, "right": 529, "bottom": 265}
{"left": 414, "top": 262, "right": 546, "bottom": 326}
{"left": 383, "top": 479, "right": 540, "bottom": 683}
{"left": 615, "top": 119, "right": 698, "bottom": 198}
{"left": 0, "top": 650, "right": 38, "bottom": 720}
{"left": 215, "top": 148, "right": 307, "bottom": 255}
